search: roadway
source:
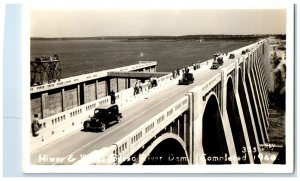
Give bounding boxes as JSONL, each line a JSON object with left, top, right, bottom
{"left": 30, "top": 53, "right": 244, "bottom": 165}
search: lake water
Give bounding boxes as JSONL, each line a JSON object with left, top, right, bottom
{"left": 31, "top": 40, "right": 253, "bottom": 78}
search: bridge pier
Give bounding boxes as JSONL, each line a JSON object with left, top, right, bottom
{"left": 250, "top": 58, "right": 269, "bottom": 141}
{"left": 239, "top": 76, "right": 262, "bottom": 163}
{"left": 186, "top": 91, "right": 203, "bottom": 164}
{"left": 253, "top": 57, "right": 269, "bottom": 127}
{"left": 247, "top": 54, "right": 269, "bottom": 144}
{"left": 256, "top": 56, "right": 270, "bottom": 116}
{"left": 224, "top": 67, "right": 254, "bottom": 164}
{"left": 256, "top": 49, "right": 269, "bottom": 121}
{"left": 246, "top": 70, "right": 266, "bottom": 144}
{"left": 233, "top": 89, "right": 254, "bottom": 163}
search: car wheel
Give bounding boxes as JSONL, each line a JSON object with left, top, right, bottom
{"left": 100, "top": 123, "right": 106, "bottom": 132}
{"left": 84, "top": 122, "right": 90, "bottom": 130}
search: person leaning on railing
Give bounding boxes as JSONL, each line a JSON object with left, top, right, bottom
{"left": 32, "top": 114, "right": 42, "bottom": 137}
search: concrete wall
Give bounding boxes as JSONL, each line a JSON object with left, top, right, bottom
{"left": 30, "top": 64, "right": 156, "bottom": 119}
{"left": 84, "top": 81, "right": 96, "bottom": 103}
{"left": 96, "top": 80, "right": 107, "bottom": 98}
{"left": 63, "top": 86, "right": 79, "bottom": 111}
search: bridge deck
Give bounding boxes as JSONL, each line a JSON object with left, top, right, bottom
{"left": 30, "top": 51, "right": 247, "bottom": 165}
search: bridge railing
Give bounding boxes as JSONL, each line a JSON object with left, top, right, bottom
{"left": 74, "top": 95, "right": 189, "bottom": 165}
{"left": 30, "top": 95, "right": 111, "bottom": 150}
{"left": 30, "top": 67, "right": 174, "bottom": 150}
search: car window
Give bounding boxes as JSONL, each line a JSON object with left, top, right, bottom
{"left": 95, "top": 109, "right": 105, "bottom": 115}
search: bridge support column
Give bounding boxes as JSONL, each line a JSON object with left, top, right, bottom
{"left": 182, "top": 113, "right": 189, "bottom": 150}
{"left": 220, "top": 70, "right": 239, "bottom": 164}
{"left": 240, "top": 78, "right": 262, "bottom": 163}
{"left": 41, "top": 92, "right": 48, "bottom": 118}
{"left": 106, "top": 78, "right": 111, "bottom": 95}
{"left": 82, "top": 82, "right": 86, "bottom": 104}
{"left": 116, "top": 78, "right": 119, "bottom": 92}
{"left": 177, "top": 118, "right": 180, "bottom": 138}
{"left": 246, "top": 71, "right": 266, "bottom": 144}
{"left": 242, "top": 57, "right": 246, "bottom": 82}
{"left": 248, "top": 54, "right": 269, "bottom": 143}
{"left": 186, "top": 91, "right": 202, "bottom": 164}
{"left": 235, "top": 60, "right": 239, "bottom": 92}
{"left": 256, "top": 58, "right": 270, "bottom": 117}
{"left": 251, "top": 59, "right": 269, "bottom": 132}
{"left": 126, "top": 78, "right": 131, "bottom": 88}
{"left": 95, "top": 80, "right": 98, "bottom": 99}
{"left": 61, "top": 88, "right": 65, "bottom": 111}
{"left": 227, "top": 64, "right": 254, "bottom": 163}
{"left": 256, "top": 50, "right": 269, "bottom": 118}
{"left": 77, "top": 84, "right": 80, "bottom": 106}
{"left": 258, "top": 60, "right": 269, "bottom": 115}
{"left": 234, "top": 91, "right": 254, "bottom": 163}
{"left": 169, "top": 124, "right": 173, "bottom": 133}
{"left": 253, "top": 58, "right": 269, "bottom": 127}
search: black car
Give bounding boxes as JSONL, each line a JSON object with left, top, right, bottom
{"left": 229, "top": 53, "right": 235, "bottom": 59}
{"left": 217, "top": 57, "right": 224, "bottom": 65}
{"left": 210, "top": 61, "right": 219, "bottom": 69}
{"left": 83, "top": 104, "right": 122, "bottom": 132}
{"left": 178, "top": 73, "right": 194, "bottom": 85}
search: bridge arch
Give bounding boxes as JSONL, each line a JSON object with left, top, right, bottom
{"left": 226, "top": 76, "right": 250, "bottom": 164}
{"left": 202, "top": 92, "right": 231, "bottom": 164}
{"left": 226, "top": 74, "right": 233, "bottom": 86}
{"left": 141, "top": 133, "right": 189, "bottom": 165}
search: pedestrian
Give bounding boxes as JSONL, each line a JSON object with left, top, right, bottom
{"left": 32, "top": 114, "right": 41, "bottom": 137}
{"left": 147, "top": 80, "right": 151, "bottom": 91}
{"left": 134, "top": 81, "right": 139, "bottom": 95}
{"left": 138, "top": 81, "right": 143, "bottom": 93}
{"left": 153, "top": 77, "right": 158, "bottom": 87}
{"left": 150, "top": 76, "right": 154, "bottom": 87}
{"left": 110, "top": 90, "right": 116, "bottom": 104}
{"left": 173, "top": 70, "right": 176, "bottom": 79}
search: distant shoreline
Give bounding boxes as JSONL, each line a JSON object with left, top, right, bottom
{"left": 31, "top": 34, "right": 286, "bottom": 41}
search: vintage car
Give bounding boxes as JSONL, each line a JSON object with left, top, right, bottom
{"left": 178, "top": 72, "right": 194, "bottom": 85}
{"left": 210, "top": 61, "right": 219, "bottom": 69}
{"left": 229, "top": 53, "right": 235, "bottom": 59}
{"left": 83, "top": 104, "right": 122, "bottom": 132}
{"left": 217, "top": 56, "right": 224, "bottom": 65}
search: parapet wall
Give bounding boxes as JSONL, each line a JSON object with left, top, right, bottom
{"left": 31, "top": 71, "right": 174, "bottom": 151}
{"left": 30, "top": 61, "right": 157, "bottom": 119}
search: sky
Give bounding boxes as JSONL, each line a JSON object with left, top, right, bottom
{"left": 31, "top": 9, "right": 286, "bottom": 37}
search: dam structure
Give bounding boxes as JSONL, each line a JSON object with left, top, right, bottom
{"left": 30, "top": 39, "right": 272, "bottom": 165}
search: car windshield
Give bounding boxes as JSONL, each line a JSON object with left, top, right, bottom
{"left": 95, "top": 109, "right": 106, "bottom": 115}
